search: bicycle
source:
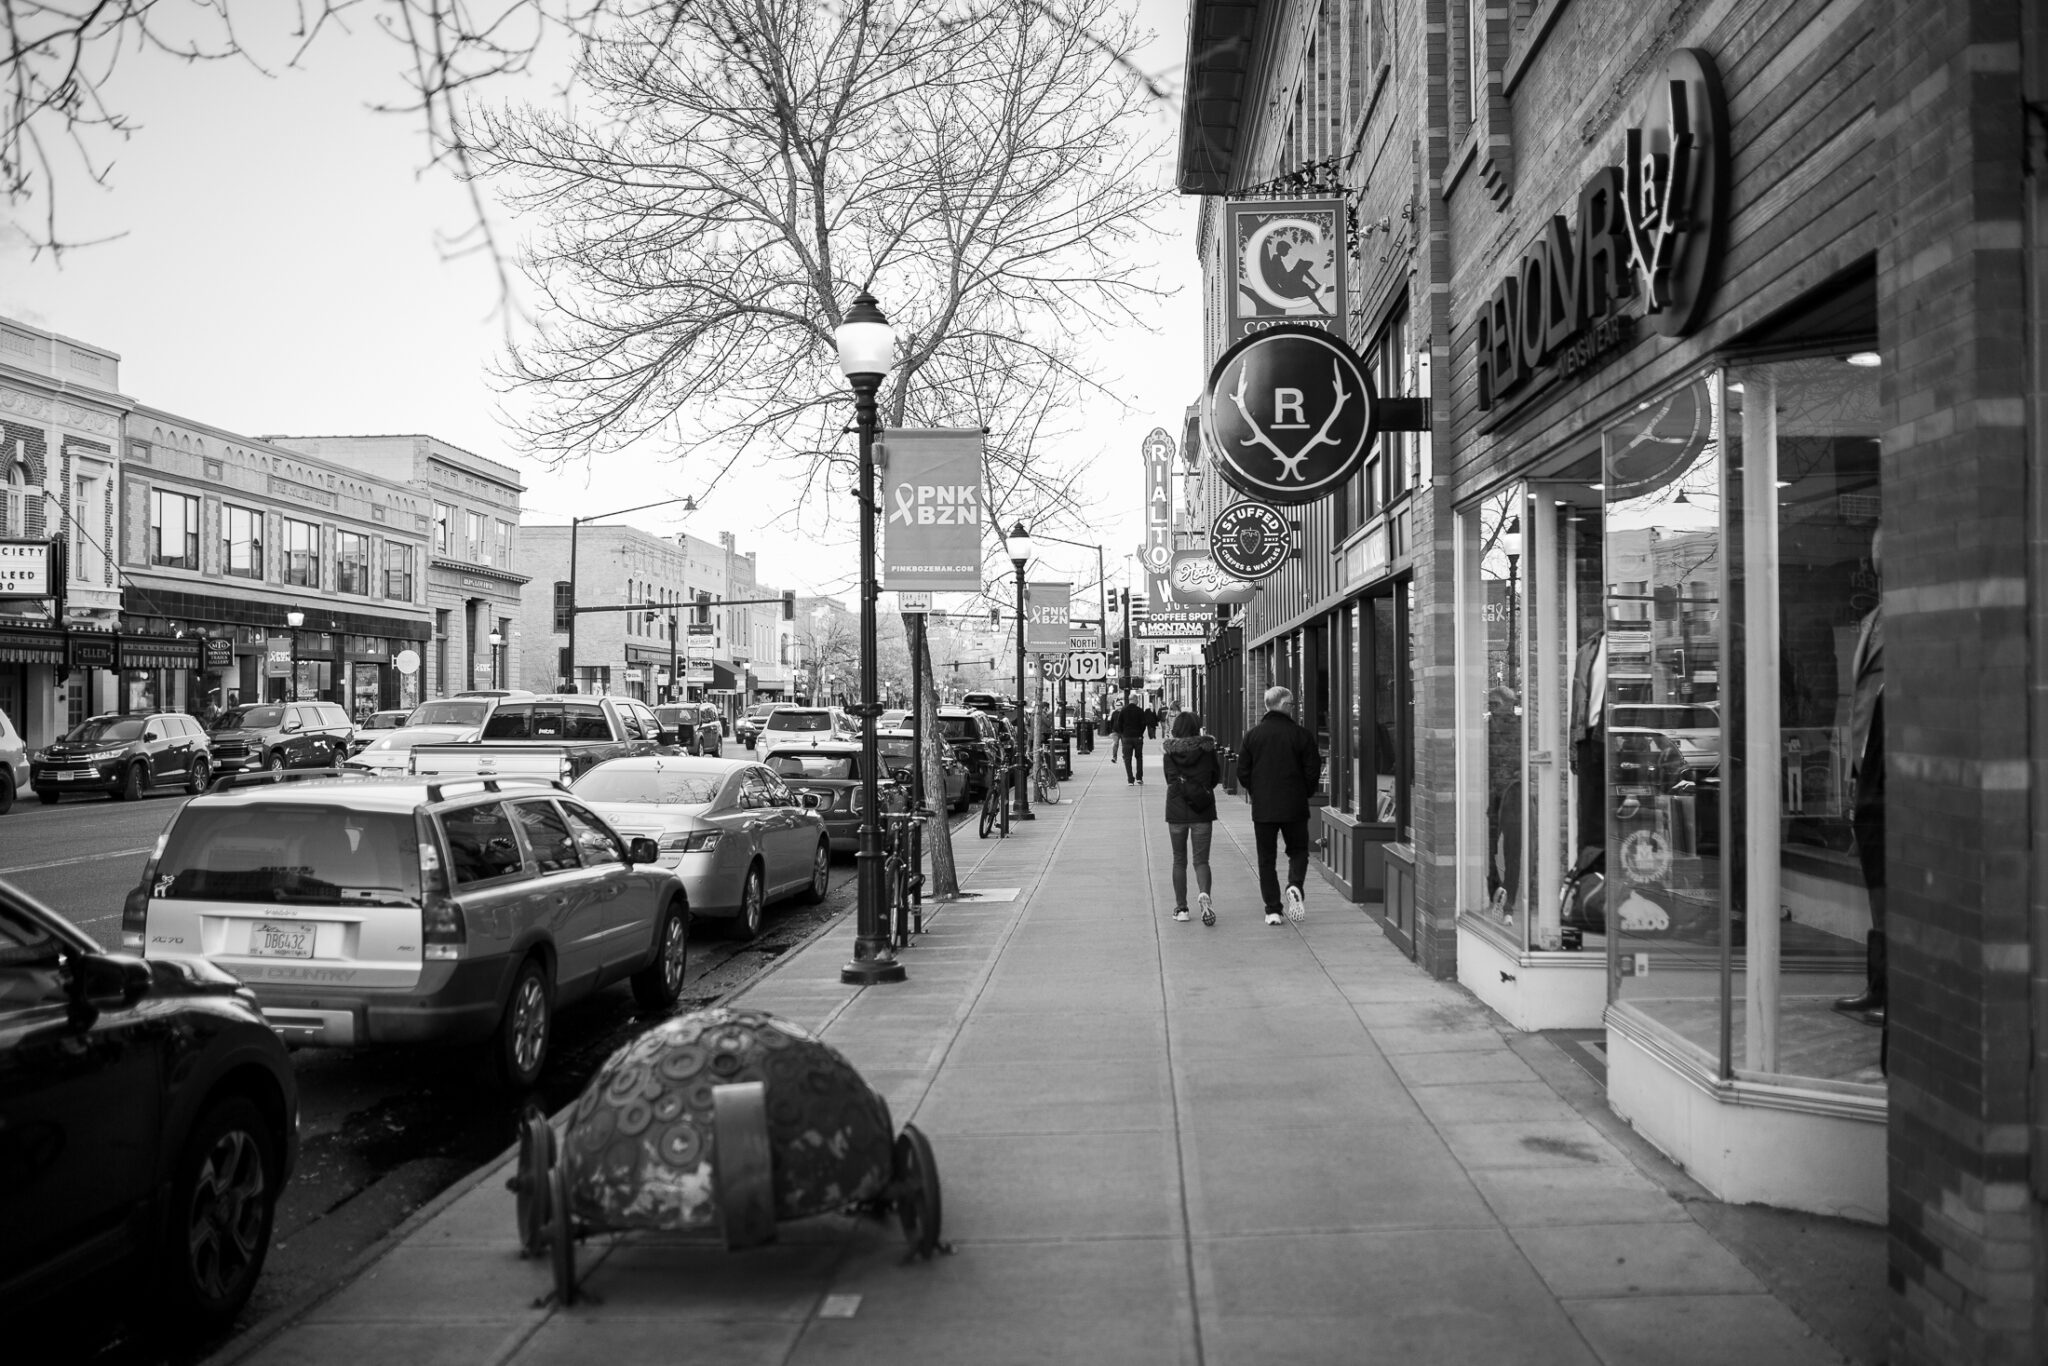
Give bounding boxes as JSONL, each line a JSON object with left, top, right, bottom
{"left": 1032, "top": 736, "right": 1060, "bottom": 804}
{"left": 880, "top": 804, "right": 934, "bottom": 947}
{"left": 977, "top": 765, "right": 1010, "bottom": 839}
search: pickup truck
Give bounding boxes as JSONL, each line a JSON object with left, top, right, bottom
{"left": 408, "top": 694, "right": 668, "bottom": 783}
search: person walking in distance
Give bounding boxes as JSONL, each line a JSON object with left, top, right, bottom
{"left": 1238, "top": 686, "right": 1324, "bottom": 925}
{"left": 1113, "top": 691, "right": 1156, "bottom": 784}
{"left": 1161, "top": 711, "right": 1223, "bottom": 924}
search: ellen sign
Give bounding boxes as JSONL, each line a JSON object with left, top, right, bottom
{"left": 0, "top": 539, "right": 52, "bottom": 600}
{"left": 881, "top": 428, "right": 984, "bottom": 592}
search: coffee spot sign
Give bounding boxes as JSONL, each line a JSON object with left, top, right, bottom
{"left": 1210, "top": 501, "right": 1292, "bottom": 580}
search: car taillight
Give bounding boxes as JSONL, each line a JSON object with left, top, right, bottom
{"left": 847, "top": 789, "right": 864, "bottom": 813}
{"left": 421, "top": 895, "right": 466, "bottom": 960}
{"left": 667, "top": 830, "right": 722, "bottom": 854}
{"left": 121, "top": 884, "right": 150, "bottom": 951}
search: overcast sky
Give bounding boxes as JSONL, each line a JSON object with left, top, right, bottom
{"left": 0, "top": 1, "right": 1201, "bottom": 610}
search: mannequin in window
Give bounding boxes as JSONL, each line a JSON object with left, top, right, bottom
{"left": 1568, "top": 629, "right": 1606, "bottom": 857}
{"left": 1834, "top": 528, "right": 1885, "bottom": 1026}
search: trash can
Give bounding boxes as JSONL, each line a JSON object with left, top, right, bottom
{"left": 1221, "top": 747, "right": 1239, "bottom": 794}
{"left": 1076, "top": 719, "right": 1095, "bottom": 753}
{"left": 1051, "top": 728, "right": 1074, "bottom": 779}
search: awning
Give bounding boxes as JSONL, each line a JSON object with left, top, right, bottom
{"left": 711, "top": 660, "right": 739, "bottom": 691}
{"left": 0, "top": 627, "right": 63, "bottom": 665}
{"left": 119, "top": 635, "right": 203, "bottom": 671}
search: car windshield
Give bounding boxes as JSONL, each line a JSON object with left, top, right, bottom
{"left": 482, "top": 703, "right": 611, "bottom": 741}
{"left": 767, "top": 710, "right": 830, "bottom": 732}
{"left": 217, "top": 705, "right": 285, "bottom": 731}
{"left": 155, "top": 806, "right": 421, "bottom": 904}
{"left": 364, "top": 713, "right": 404, "bottom": 729}
{"left": 878, "top": 737, "right": 917, "bottom": 763}
{"left": 765, "top": 751, "right": 857, "bottom": 780}
{"left": 64, "top": 717, "right": 144, "bottom": 744}
{"left": 938, "top": 716, "right": 979, "bottom": 740}
{"left": 573, "top": 767, "right": 723, "bottom": 806}
{"left": 408, "top": 700, "right": 488, "bottom": 727}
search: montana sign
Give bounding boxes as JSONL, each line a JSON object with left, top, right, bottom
{"left": 1202, "top": 326, "right": 1376, "bottom": 504}
{"left": 1210, "top": 500, "right": 1292, "bottom": 580}
{"left": 1474, "top": 49, "right": 1727, "bottom": 411}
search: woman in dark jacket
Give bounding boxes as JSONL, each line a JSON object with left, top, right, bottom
{"left": 1161, "top": 711, "right": 1223, "bottom": 925}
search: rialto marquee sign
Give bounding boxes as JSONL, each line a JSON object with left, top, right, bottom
{"left": 1474, "top": 49, "right": 1729, "bottom": 411}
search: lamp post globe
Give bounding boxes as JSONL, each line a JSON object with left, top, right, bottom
{"left": 285, "top": 609, "right": 305, "bottom": 702}
{"left": 834, "top": 290, "right": 905, "bottom": 986}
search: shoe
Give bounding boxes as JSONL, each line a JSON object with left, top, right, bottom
{"left": 1172, "top": 907, "right": 1190, "bottom": 922}
{"left": 1199, "top": 893, "right": 1215, "bottom": 926}
{"left": 1265, "top": 911, "right": 1284, "bottom": 926}
{"left": 1284, "top": 885, "right": 1305, "bottom": 924}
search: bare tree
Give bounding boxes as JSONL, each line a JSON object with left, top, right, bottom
{"left": 468, "top": 0, "right": 1168, "bottom": 892}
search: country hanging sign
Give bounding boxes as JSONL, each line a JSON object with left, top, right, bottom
{"left": 1202, "top": 326, "right": 1377, "bottom": 505}
{"left": 1225, "top": 199, "right": 1346, "bottom": 343}
{"left": 1210, "top": 500, "right": 1293, "bottom": 580}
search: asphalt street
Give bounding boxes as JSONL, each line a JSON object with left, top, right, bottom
{"left": 2, "top": 784, "right": 962, "bottom": 1366}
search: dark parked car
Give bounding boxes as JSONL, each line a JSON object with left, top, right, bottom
{"left": 760, "top": 743, "right": 906, "bottom": 853}
{"left": 937, "top": 706, "right": 1005, "bottom": 800}
{"left": 206, "top": 701, "right": 356, "bottom": 775}
{"left": 654, "top": 702, "right": 725, "bottom": 756}
{"left": 31, "top": 711, "right": 215, "bottom": 802}
{"left": 0, "top": 878, "right": 299, "bottom": 1342}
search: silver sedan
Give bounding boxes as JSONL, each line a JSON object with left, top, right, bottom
{"left": 572, "top": 756, "right": 831, "bottom": 940}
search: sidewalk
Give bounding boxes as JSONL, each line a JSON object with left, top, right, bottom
{"left": 221, "top": 749, "right": 1879, "bottom": 1366}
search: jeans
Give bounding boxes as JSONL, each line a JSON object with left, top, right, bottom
{"left": 1168, "top": 822, "right": 1212, "bottom": 909}
{"left": 1122, "top": 737, "right": 1145, "bottom": 781}
{"left": 1253, "top": 819, "right": 1310, "bottom": 912}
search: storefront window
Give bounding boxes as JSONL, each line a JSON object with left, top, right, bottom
{"left": 1603, "top": 375, "right": 1730, "bottom": 1054}
{"left": 1370, "top": 595, "right": 1400, "bottom": 826}
{"left": 1348, "top": 602, "right": 1363, "bottom": 815}
{"left": 1726, "top": 356, "right": 1884, "bottom": 1086}
{"left": 1459, "top": 486, "right": 1524, "bottom": 929}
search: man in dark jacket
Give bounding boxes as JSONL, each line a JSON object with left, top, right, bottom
{"left": 1112, "top": 692, "right": 1157, "bottom": 784}
{"left": 1237, "top": 685, "right": 1324, "bottom": 924}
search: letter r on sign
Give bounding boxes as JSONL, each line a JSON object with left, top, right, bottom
{"left": 1273, "top": 388, "right": 1306, "bottom": 426}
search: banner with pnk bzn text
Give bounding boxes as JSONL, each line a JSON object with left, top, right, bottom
{"left": 1024, "top": 581, "right": 1072, "bottom": 653}
{"left": 881, "top": 428, "right": 985, "bottom": 593}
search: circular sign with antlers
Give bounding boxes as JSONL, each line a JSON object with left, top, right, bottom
{"left": 1211, "top": 500, "right": 1292, "bottom": 580}
{"left": 1202, "top": 325, "right": 1377, "bottom": 504}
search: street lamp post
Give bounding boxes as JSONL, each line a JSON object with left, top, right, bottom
{"left": 286, "top": 608, "right": 305, "bottom": 702}
{"left": 488, "top": 630, "right": 504, "bottom": 689}
{"left": 1502, "top": 515, "right": 1522, "bottom": 690}
{"left": 1007, "top": 521, "right": 1035, "bottom": 821}
{"left": 566, "top": 496, "right": 695, "bottom": 692}
{"left": 835, "top": 290, "right": 905, "bottom": 986}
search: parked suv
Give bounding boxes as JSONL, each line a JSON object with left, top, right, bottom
{"left": 31, "top": 711, "right": 215, "bottom": 803}
{"left": 207, "top": 701, "right": 356, "bottom": 775}
{"left": 735, "top": 702, "right": 777, "bottom": 749}
{"left": 654, "top": 702, "right": 725, "bottom": 756}
{"left": 126, "top": 774, "right": 690, "bottom": 1088}
{"left": 756, "top": 706, "right": 853, "bottom": 756}
{"left": 936, "top": 707, "right": 1004, "bottom": 801}
{"left": 0, "top": 878, "right": 299, "bottom": 1341}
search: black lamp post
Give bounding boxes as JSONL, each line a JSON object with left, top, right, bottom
{"left": 836, "top": 290, "right": 906, "bottom": 986}
{"left": 488, "top": 630, "right": 504, "bottom": 689}
{"left": 1007, "top": 521, "right": 1035, "bottom": 821}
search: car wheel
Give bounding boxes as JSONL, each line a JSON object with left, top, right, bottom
{"left": 117, "top": 761, "right": 146, "bottom": 802}
{"left": 265, "top": 750, "right": 287, "bottom": 773}
{"left": 187, "top": 758, "right": 212, "bottom": 795}
{"left": 630, "top": 899, "right": 690, "bottom": 1012}
{"left": 799, "top": 840, "right": 830, "bottom": 904}
{"left": 0, "top": 772, "right": 11, "bottom": 815}
{"left": 160, "top": 1095, "right": 278, "bottom": 1334}
{"left": 724, "top": 864, "right": 765, "bottom": 941}
{"left": 491, "top": 956, "right": 553, "bottom": 1090}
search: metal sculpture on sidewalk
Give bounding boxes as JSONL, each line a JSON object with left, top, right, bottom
{"left": 509, "top": 1005, "right": 945, "bottom": 1305}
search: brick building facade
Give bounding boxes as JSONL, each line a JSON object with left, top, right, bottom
{"left": 1180, "top": 0, "right": 2046, "bottom": 1358}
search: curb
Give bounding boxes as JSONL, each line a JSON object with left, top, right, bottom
{"left": 202, "top": 901, "right": 859, "bottom": 1366}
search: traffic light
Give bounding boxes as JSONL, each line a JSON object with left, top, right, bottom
{"left": 781, "top": 589, "right": 795, "bottom": 621}
{"left": 990, "top": 607, "right": 1001, "bottom": 627}
{"left": 695, "top": 590, "right": 711, "bottom": 625}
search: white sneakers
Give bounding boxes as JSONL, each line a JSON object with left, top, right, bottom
{"left": 1172, "top": 907, "right": 1190, "bottom": 922}
{"left": 1265, "top": 911, "right": 1284, "bottom": 926}
{"left": 1285, "top": 885, "right": 1306, "bottom": 924}
{"left": 1198, "top": 892, "right": 1215, "bottom": 927}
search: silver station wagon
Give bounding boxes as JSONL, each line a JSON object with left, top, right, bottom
{"left": 124, "top": 774, "right": 690, "bottom": 1088}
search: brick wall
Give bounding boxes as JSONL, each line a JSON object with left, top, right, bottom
{"left": 1874, "top": 0, "right": 2043, "bottom": 1360}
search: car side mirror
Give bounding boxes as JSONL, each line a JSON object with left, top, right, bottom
{"left": 284, "top": 720, "right": 303, "bottom": 733}
{"left": 143, "top": 730, "right": 160, "bottom": 742}
{"left": 659, "top": 728, "right": 679, "bottom": 745}
{"left": 627, "top": 836, "right": 661, "bottom": 865}
{"left": 67, "top": 951, "right": 151, "bottom": 1028}
{"left": 799, "top": 792, "right": 820, "bottom": 809}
